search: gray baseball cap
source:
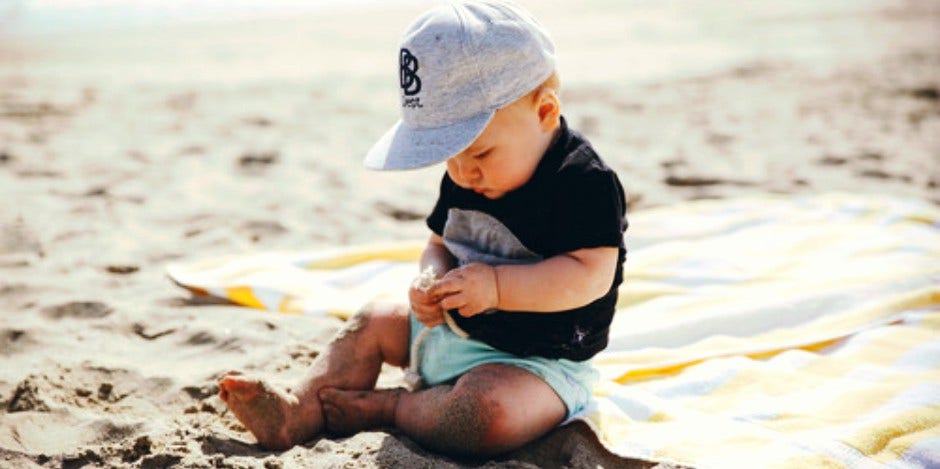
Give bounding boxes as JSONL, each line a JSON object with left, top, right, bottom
{"left": 364, "top": 0, "right": 556, "bottom": 171}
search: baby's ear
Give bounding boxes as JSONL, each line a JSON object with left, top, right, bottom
{"left": 536, "top": 88, "right": 561, "bottom": 132}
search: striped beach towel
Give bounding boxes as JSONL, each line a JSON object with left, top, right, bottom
{"left": 167, "top": 193, "right": 940, "bottom": 468}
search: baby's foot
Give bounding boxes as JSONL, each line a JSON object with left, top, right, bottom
{"left": 318, "top": 387, "right": 402, "bottom": 436}
{"left": 218, "top": 372, "right": 316, "bottom": 450}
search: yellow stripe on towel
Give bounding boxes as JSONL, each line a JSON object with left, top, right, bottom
{"left": 225, "top": 286, "right": 266, "bottom": 310}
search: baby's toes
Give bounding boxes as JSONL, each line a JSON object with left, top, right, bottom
{"left": 220, "top": 376, "right": 263, "bottom": 402}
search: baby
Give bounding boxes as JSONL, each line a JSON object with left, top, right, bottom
{"left": 218, "top": 0, "right": 627, "bottom": 457}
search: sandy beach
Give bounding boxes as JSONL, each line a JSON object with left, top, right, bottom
{"left": 1, "top": 0, "right": 938, "bottom": 467}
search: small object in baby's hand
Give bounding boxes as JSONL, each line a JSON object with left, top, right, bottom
{"left": 412, "top": 265, "right": 437, "bottom": 292}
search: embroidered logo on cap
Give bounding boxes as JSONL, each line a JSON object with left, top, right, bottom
{"left": 399, "top": 48, "right": 422, "bottom": 96}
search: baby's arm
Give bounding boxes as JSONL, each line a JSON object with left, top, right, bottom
{"left": 429, "top": 246, "right": 618, "bottom": 318}
{"left": 418, "top": 233, "right": 456, "bottom": 280}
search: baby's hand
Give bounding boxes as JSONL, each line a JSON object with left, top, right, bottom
{"left": 428, "top": 263, "right": 498, "bottom": 318}
{"left": 410, "top": 266, "right": 444, "bottom": 327}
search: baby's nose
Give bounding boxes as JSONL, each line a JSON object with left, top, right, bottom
{"left": 456, "top": 159, "right": 479, "bottom": 181}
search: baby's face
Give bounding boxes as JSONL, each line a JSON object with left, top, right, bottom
{"left": 445, "top": 97, "right": 554, "bottom": 200}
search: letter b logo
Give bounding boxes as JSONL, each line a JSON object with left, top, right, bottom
{"left": 399, "top": 48, "right": 422, "bottom": 96}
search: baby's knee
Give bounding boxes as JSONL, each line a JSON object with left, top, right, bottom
{"left": 342, "top": 300, "right": 405, "bottom": 330}
{"left": 355, "top": 300, "right": 409, "bottom": 332}
{"left": 441, "top": 382, "right": 514, "bottom": 455}
{"left": 332, "top": 301, "right": 410, "bottom": 365}
{"left": 329, "top": 303, "right": 395, "bottom": 346}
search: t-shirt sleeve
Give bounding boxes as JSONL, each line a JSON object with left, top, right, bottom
{"left": 552, "top": 165, "right": 627, "bottom": 253}
{"left": 425, "top": 174, "right": 452, "bottom": 236}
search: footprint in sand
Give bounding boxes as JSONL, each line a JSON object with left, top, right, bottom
{"left": 0, "top": 328, "right": 36, "bottom": 356}
{"left": 105, "top": 264, "right": 140, "bottom": 275}
{"left": 237, "top": 151, "right": 279, "bottom": 171}
{"left": 0, "top": 217, "right": 43, "bottom": 262}
{"left": 663, "top": 175, "right": 754, "bottom": 187}
{"left": 374, "top": 201, "right": 424, "bottom": 222}
{"left": 41, "top": 301, "right": 113, "bottom": 320}
{"left": 238, "top": 220, "right": 288, "bottom": 243}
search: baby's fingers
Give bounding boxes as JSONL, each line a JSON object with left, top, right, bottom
{"left": 427, "top": 276, "right": 462, "bottom": 299}
{"left": 409, "top": 286, "right": 440, "bottom": 307}
{"left": 438, "top": 294, "right": 468, "bottom": 316}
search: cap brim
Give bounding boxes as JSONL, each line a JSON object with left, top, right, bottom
{"left": 364, "top": 110, "right": 495, "bottom": 171}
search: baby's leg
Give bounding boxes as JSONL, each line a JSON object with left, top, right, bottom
{"left": 218, "top": 300, "right": 411, "bottom": 450}
{"left": 320, "top": 363, "right": 566, "bottom": 457}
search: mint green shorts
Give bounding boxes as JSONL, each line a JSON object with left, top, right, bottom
{"left": 409, "top": 313, "right": 598, "bottom": 419}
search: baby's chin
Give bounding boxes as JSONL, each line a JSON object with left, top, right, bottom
{"left": 462, "top": 184, "right": 504, "bottom": 199}
{"left": 477, "top": 188, "right": 507, "bottom": 199}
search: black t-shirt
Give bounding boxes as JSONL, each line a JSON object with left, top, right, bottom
{"left": 426, "top": 116, "right": 628, "bottom": 361}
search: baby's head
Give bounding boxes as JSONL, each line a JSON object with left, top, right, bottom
{"left": 365, "top": 1, "right": 561, "bottom": 198}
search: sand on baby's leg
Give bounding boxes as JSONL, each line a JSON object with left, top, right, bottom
{"left": 320, "top": 362, "right": 566, "bottom": 457}
{"left": 218, "top": 300, "right": 412, "bottom": 450}
{"left": 318, "top": 387, "right": 405, "bottom": 436}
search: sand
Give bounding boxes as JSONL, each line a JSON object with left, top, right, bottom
{"left": 1, "top": 0, "right": 937, "bottom": 467}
